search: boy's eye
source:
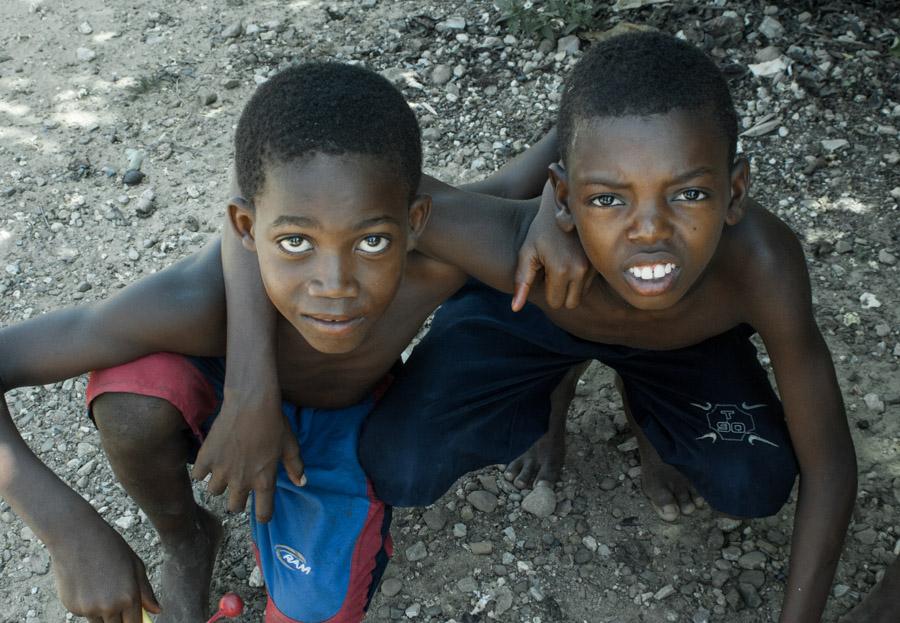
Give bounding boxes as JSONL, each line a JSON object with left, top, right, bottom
{"left": 674, "top": 189, "right": 708, "bottom": 202}
{"left": 357, "top": 235, "right": 390, "bottom": 254}
{"left": 590, "top": 194, "right": 624, "bottom": 208}
{"left": 278, "top": 235, "right": 313, "bottom": 254}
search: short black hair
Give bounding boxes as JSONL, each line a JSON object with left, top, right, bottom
{"left": 235, "top": 62, "right": 422, "bottom": 203}
{"left": 558, "top": 31, "right": 738, "bottom": 165}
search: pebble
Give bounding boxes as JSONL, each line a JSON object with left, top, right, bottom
{"left": 404, "top": 603, "right": 420, "bottom": 618}
{"left": 222, "top": 21, "right": 243, "bottom": 38}
{"left": 617, "top": 437, "right": 639, "bottom": 452}
{"left": 77, "top": 21, "right": 93, "bottom": 35}
{"left": 199, "top": 92, "right": 218, "bottom": 106}
{"left": 855, "top": 527, "right": 878, "bottom": 545}
{"left": 738, "top": 550, "right": 767, "bottom": 570}
{"left": 422, "top": 508, "right": 446, "bottom": 531}
{"left": 452, "top": 523, "right": 467, "bottom": 537}
{"left": 380, "top": 577, "right": 402, "bottom": 597}
{"left": 600, "top": 477, "right": 617, "bottom": 490}
{"left": 833, "top": 583, "right": 851, "bottom": 598}
{"left": 467, "top": 490, "right": 498, "bottom": 513}
{"left": 654, "top": 584, "right": 676, "bottom": 600}
{"left": 431, "top": 64, "right": 452, "bottom": 85}
{"left": 692, "top": 608, "right": 711, "bottom": 623}
{"left": 557, "top": 35, "right": 580, "bottom": 55}
{"left": 249, "top": 565, "right": 264, "bottom": 587}
{"left": 890, "top": 187, "right": 900, "bottom": 201}
{"left": 123, "top": 169, "right": 145, "bottom": 186}
{"left": 470, "top": 541, "right": 493, "bottom": 555}
{"left": 821, "top": 139, "right": 849, "bottom": 152}
{"left": 521, "top": 483, "right": 556, "bottom": 517}
{"left": 114, "top": 515, "right": 136, "bottom": 530}
{"left": 494, "top": 587, "right": 514, "bottom": 615}
{"left": 878, "top": 249, "right": 897, "bottom": 265}
{"left": 134, "top": 188, "right": 156, "bottom": 218}
{"left": 456, "top": 575, "right": 477, "bottom": 592}
{"left": 722, "top": 545, "right": 742, "bottom": 561}
{"left": 835, "top": 239, "right": 853, "bottom": 254}
{"left": 758, "top": 16, "right": 785, "bottom": 40}
{"left": 436, "top": 17, "right": 466, "bottom": 32}
{"left": 863, "top": 393, "right": 885, "bottom": 413}
{"left": 76, "top": 47, "right": 96, "bottom": 62}
{"left": 717, "top": 517, "right": 742, "bottom": 532}
{"left": 405, "top": 541, "right": 427, "bottom": 562}
{"left": 738, "top": 582, "right": 762, "bottom": 607}
{"left": 860, "top": 293, "right": 881, "bottom": 309}
{"left": 747, "top": 59, "right": 786, "bottom": 79}
{"left": 738, "top": 569, "right": 765, "bottom": 588}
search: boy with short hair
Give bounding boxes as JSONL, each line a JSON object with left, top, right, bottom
{"left": 0, "top": 61, "right": 561, "bottom": 623}
{"left": 345, "top": 32, "right": 857, "bottom": 622}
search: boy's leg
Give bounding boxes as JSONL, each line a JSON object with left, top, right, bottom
{"left": 838, "top": 555, "right": 900, "bottom": 623}
{"left": 504, "top": 361, "right": 590, "bottom": 488}
{"left": 89, "top": 355, "right": 223, "bottom": 623}
{"left": 614, "top": 374, "right": 703, "bottom": 522}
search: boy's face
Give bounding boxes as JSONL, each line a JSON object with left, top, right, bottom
{"left": 552, "top": 109, "right": 748, "bottom": 311}
{"left": 231, "top": 153, "right": 428, "bottom": 354}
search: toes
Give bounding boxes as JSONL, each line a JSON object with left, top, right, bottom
{"left": 654, "top": 502, "right": 680, "bottom": 522}
{"left": 534, "top": 463, "right": 561, "bottom": 487}
{"left": 676, "top": 489, "right": 696, "bottom": 515}
{"left": 513, "top": 461, "right": 539, "bottom": 489}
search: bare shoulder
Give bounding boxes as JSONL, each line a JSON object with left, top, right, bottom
{"left": 399, "top": 250, "right": 467, "bottom": 308}
{"left": 726, "top": 200, "right": 814, "bottom": 334}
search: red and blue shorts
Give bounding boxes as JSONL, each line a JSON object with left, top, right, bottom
{"left": 87, "top": 353, "right": 392, "bottom": 623}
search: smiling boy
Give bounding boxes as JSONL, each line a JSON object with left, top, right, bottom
{"left": 0, "top": 62, "right": 549, "bottom": 623}
{"left": 351, "top": 32, "right": 856, "bottom": 622}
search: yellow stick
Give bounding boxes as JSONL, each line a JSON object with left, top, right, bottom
{"left": 142, "top": 609, "right": 154, "bottom": 623}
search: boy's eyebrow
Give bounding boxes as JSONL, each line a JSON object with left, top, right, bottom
{"left": 582, "top": 166, "right": 717, "bottom": 188}
{"left": 669, "top": 166, "right": 717, "bottom": 184}
{"left": 269, "top": 214, "right": 401, "bottom": 230}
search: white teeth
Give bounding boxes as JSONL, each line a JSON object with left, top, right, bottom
{"left": 629, "top": 263, "right": 677, "bottom": 280}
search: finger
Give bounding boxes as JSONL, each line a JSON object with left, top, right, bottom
{"left": 123, "top": 600, "right": 144, "bottom": 623}
{"left": 513, "top": 256, "right": 540, "bottom": 311}
{"left": 582, "top": 269, "right": 597, "bottom": 297}
{"left": 282, "top": 438, "right": 307, "bottom": 488}
{"left": 544, "top": 271, "right": 566, "bottom": 309}
{"left": 190, "top": 458, "right": 211, "bottom": 483}
{"left": 205, "top": 471, "right": 228, "bottom": 496}
{"left": 137, "top": 565, "right": 160, "bottom": 613}
{"left": 255, "top": 487, "right": 274, "bottom": 524}
{"left": 564, "top": 279, "right": 581, "bottom": 309}
{"left": 227, "top": 486, "right": 251, "bottom": 514}
{"left": 511, "top": 280, "right": 531, "bottom": 312}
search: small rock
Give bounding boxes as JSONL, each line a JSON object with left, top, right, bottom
{"left": 494, "top": 587, "right": 514, "bottom": 615}
{"left": 617, "top": 437, "right": 639, "bottom": 452}
{"left": 222, "top": 21, "right": 243, "bottom": 38}
{"left": 199, "top": 92, "right": 218, "bottom": 106}
{"left": 77, "top": 21, "right": 93, "bottom": 35}
{"left": 748, "top": 58, "right": 787, "bottom": 78}
{"left": 77, "top": 281, "right": 92, "bottom": 292}
{"left": 860, "top": 293, "right": 882, "bottom": 309}
{"left": 467, "top": 490, "right": 498, "bottom": 513}
{"left": 738, "top": 551, "right": 767, "bottom": 570}
{"left": 855, "top": 527, "right": 878, "bottom": 545}
{"left": 453, "top": 523, "right": 467, "bottom": 537}
{"left": 878, "top": 249, "right": 897, "bottom": 265}
{"left": 405, "top": 541, "right": 427, "bottom": 562}
{"left": 738, "top": 583, "right": 762, "bottom": 608}
{"left": 469, "top": 541, "right": 493, "bottom": 555}
{"left": 380, "top": 577, "right": 402, "bottom": 597}
{"left": 76, "top": 47, "right": 96, "bottom": 62}
{"left": 431, "top": 64, "right": 452, "bottom": 85}
{"left": 456, "top": 575, "right": 477, "bottom": 592}
{"left": 437, "top": 17, "right": 466, "bottom": 31}
{"left": 249, "top": 565, "right": 264, "bottom": 587}
{"left": 654, "top": 584, "right": 676, "bottom": 600}
{"left": 892, "top": 187, "right": 900, "bottom": 201}
{"left": 557, "top": 35, "right": 580, "bottom": 55}
{"left": 114, "top": 515, "right": 136, "bottom": 530}
{"left": 758, "top": 16, "right": 784, "bottom": 40}
{"left": 833, "top": 583, "right": 851, "bottom": 598}
{"left": 134, "top": 188, "right": 156, "bottom": 218}
{"left": 600, "top": 477, "right": 617, "bottom": 490}
{"left": 692, "top": 608, "right": 711, "bottom": 623}
{"left": 738, "top": 569, "right": 765, "bottom": 588}
{"left": 835, "top": 239, "right": 853, "bottom": 254}
{"left": 863, "top": 393, "right": 885, "bottom": 413}
{"left": 521, "top": 483, "right": 556, "bottom": 517}
{"left": 223, "top": 78, "right": 240, "bottom": 89}
{"left": 821, "top": 139, "right": 849, "bottom": 152}
{"left": 405, "top": 603, "right": 420, "bottom": 618}
{"left": 717, "top": 517, "right": 742, "bottom": 532}
{"left": 722, "top": 545, "right": 742, "bottom": 561}
{"left": 423, "top": 508, "right": 447, "bottom": 531}
{"left": 184, "top": 215, "right": 200, "bottom": 232}
{"left": 123, "top": 169, "right": 145, "bottom": 186}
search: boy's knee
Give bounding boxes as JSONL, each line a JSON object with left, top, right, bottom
{"left": 92, "top": 392, "right": 185, "bottom": 446}
{"left": 701, "top": 450, "right": 797, "bottom": 518}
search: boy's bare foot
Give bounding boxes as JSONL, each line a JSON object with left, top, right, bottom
{"left": 838, "top": 557, "right": 900, "bottom": 623}
{"left": 504, "top": 428, "right": 565, "bottom": 489}
{"left": 636, "top": 433, "right": 705, "bottom": 522}
{"left": 157, "top": 507, "right": 224, "bottom": 623}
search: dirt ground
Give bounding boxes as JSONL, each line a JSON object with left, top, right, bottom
{"left": 0, "top": 0, "right": 898, "bottom": 621}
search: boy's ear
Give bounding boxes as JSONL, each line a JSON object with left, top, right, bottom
{"left": 406, "top": 194, "right": 432, "bottom": 251}
{"left": 228, "top": 196, "right": 257, "bottom": 252}
{"left": 548, "top": 163, "right": 575, "bottom": 232}
{"left": 725, "top": 157, "right": 750, "bottom": 226}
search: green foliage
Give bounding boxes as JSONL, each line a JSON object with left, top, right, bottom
{"left": 496, "top": 0, "right": 597, "bottom": 41}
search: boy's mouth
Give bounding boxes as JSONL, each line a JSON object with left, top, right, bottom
{"left": 301, "top": 313, "right": 365, "bottom": 336}
{"left": 623, "top": 261, "right": 680, "bottom": 296}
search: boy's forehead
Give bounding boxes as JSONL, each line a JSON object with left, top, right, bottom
{"left": 569, "top": 111, "right": 731, "bottom": 173}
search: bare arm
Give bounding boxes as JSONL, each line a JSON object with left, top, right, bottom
{"left": 461, "top": 127, "right": 558, "bottom": 199}
{"left": 191, "top": 205, "right": 304, "bottom": 524}
{"left": 0, "top": 241, "right": 225, "bottom": 621}
{"left": 750, "top": 228, "right": 856, "bottom": 623}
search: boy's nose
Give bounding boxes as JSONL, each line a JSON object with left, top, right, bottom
{"left": 307, "top": 254, "right": 359, "bottom": 298}
{"left": 627, "top": 201, "right": 673, "bottom": 244}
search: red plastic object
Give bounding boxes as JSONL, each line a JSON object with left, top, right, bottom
{"left": 205, "top": 592, "right": 245, "bottom": 622}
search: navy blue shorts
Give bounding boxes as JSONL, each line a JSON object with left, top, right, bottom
{"left": 359, "top": 280, "right": 798, "bottom": 518}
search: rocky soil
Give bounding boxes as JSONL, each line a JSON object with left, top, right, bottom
{"left": 0, "top": 1, "right": 898, "bottom": 622}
